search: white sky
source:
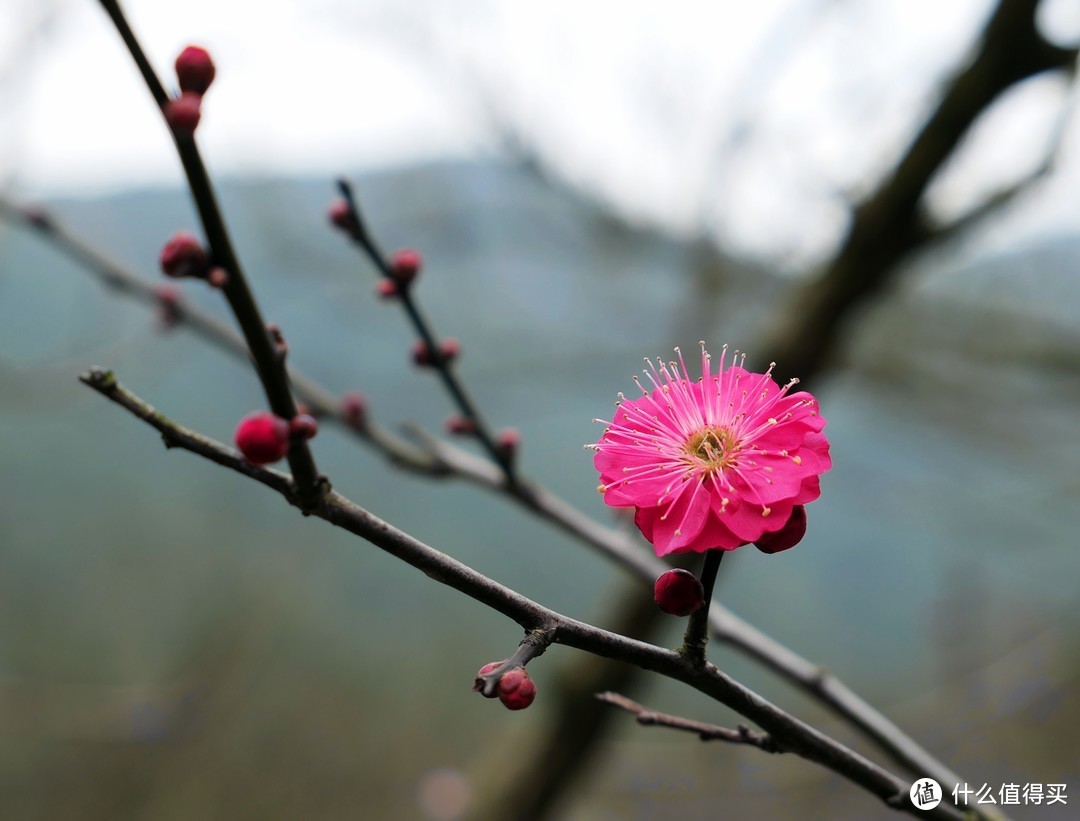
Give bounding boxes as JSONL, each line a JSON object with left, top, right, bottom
{"left": 4, "top": 0, "right": 1080, "bottom": 262}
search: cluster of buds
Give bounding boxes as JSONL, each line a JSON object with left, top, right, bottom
{"left": 165, "top": 46, "right": 216, "bottom": 135}
{"left": 473, "top": 661, "right": 537, "bottom": 711}
{"left": 412, "top": 337, "right": 460, "bottom": 367}
{"left": 374, "top": 249, "right": 424, "bottom": 300}
{"left": 234, "top": 409, "right": 318, "bottom": 465}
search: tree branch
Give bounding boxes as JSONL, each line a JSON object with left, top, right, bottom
{"left": 1, "top": 196, "right": 974, "bottom": 795}
{"left": 78, "top": 367, "right": 971, "bottom": 820}
{"left": 596, "top": 691, "right": 780, "bottom": 752}
{"left": 761, "top": 0, "right": 1077, "bottom": 384}
{"left": 96, "top": 0, "right": 323, "bottom": 506}
{"left": 332, "top": 178, "right": 518, "bottom": 483}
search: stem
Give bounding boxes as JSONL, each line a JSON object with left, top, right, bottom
{"left": 96, "top": 0, "right": 322, "bottom": 506}
{"left": 335, "top": 178, "right": 517, "bottom": 484}
{"left": 681, "top": 549, "right": 724, "bottom": 665}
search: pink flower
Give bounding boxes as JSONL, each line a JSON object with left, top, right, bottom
{"left": 590, "top": 344, "right": 830, "bottom": 556}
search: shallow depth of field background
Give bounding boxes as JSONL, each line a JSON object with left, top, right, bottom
{"left": 2, "top": 1, "right": 1079, "bottom": 819}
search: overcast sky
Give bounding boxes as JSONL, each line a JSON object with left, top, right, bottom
{"left": 4, "top": 0, "right": 1080, "bottom": 262}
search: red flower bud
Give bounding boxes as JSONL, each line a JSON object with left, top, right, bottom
{"left": 175, "top": 46, "right": 216, "bottom": 95}
{"left": 160, "top": 231, "right": 209, "bottom": 279}
{"left": 340, "top": 391, "right": 367, "bottom": 429}
{"left": 412, "top": 341, "right": 432, "bottom": 366}
{"left": 472, "top": 660, "right": 506, "bottom": 698}
{"left": 328, "top": 199, "right": 358, "bottom": 234}
{"left": 234, "top": 411, "right": 290, "bottom": 465}
{"left": 154, "top": 284, "right": 182, "bottom": 328}
{"left": 389, "top": 249, "right": 422, "bottom": 284}
{"left": 497, "top": 428, "right": 520, "bottom": 459}
{"left": 206, "top": 267, "right": 229, "bottom": 289}
{"left": 754, "top": 505, "right": 807, "bottom": 554}
{"left": 440, "top": 338, "right": 461, "bottom": 363}
{"left": 289, "top": 413, "right": 318, "bottom": 441}
{"left": 496, "top": 667, "right": 536, "bottom": 711}
{"left": 164, "top": 92, "right": 202, "bottom": 134}
{"left": 375, "top": 279, "right": 399, "bottom": 300}
{"left": 445, "top": 415, "right": 477, "bottom": 436}
{"left": 653, "top": 568, "right": 704, "bottom": 616}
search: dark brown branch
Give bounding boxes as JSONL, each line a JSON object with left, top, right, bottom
{"left": 78, "top": 368, "right": 969, "bottom": 820}
{"left": 596, "top": 691, "right": 779, "bottom": 751}
{"left": 96, "top": 0, "right": 322, "bottom": 506}
{"left": 0, "top": 197, "right": 972, "bottom": 795}
{"left": 762, "top": 0, "right": 1077, "bottom": 384}
{"left": 334, "top": 178, "right": 517, "bottom": 483}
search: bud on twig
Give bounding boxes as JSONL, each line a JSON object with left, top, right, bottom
{"left": 497, "top": 428, "right": 520, "bottom": 462}
{"left": 340, "top": 392, "right": 367, "bottom": 429}
{"left": 160, "top": 232, "right": 209, "bottom": 279}
{"left": 154, "top": 284, "right": 182, "bottom": 329}
{"left": 328, "top": 199, "right": 358, "bottom": 235}
{"left": 164, "top": 92, "right": 202, "bottom": 134}
{"left": 754, "top": 506, "right": 807, "bottom": 554}
{"left": 445, "top": 415, "right": 477, "bottom": 436}
{"left": 408, "top": 339, "right": 451, "bottom": 365}
{"left": 289, "top": 414, "right": 319, "bottom": 442}
{"left": 175, "top": 46, "right": 216, "bottom": 95}
{"left": 235, "top": 411, "right": 290, "bottom": 465}
{"left": 654, "top": 568, "right": 705, "bottom": 616}
{"left": 496, "top": 667, "right": 536, "bottom": 711}
{"left": 473, "top": 660, "right": 506, "bottom": 698}
{"left": 389, "top": 249, "right": 422, "bottom": 285}
{"left": 375, "top": 279, "right": 399, "bottom": 300}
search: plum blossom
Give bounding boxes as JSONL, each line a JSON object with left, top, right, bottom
{"left": 590, "top": 344, "right": 830, "bottom": 556}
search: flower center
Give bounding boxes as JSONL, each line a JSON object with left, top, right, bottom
{"left": 685, "top": 426, "right": 739, "bottom": 473}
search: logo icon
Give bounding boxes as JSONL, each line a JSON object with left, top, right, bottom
{"left": 910, "top": 778, "right": 942, "bottom": 810}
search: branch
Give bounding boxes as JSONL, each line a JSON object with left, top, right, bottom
{"left": 78, "top": 367, "right": 970, "bottom": 820}
{"left": 333, "top": 178, "right": 518, "bottom": 483}
{"left": 595, "top": 691, "right": 779, "bottom": 752}
{"left": 96, "top": 0, "right": 322, "bottom": 505}
{"left": 761, "top": 0, "right": 1078, "bottom": 384}
{"left": 1, "top": 197, "right": 973, "bottom": 794}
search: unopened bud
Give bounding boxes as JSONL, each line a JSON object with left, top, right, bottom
{"left": 375, "top": 279, "right": 399, "bottom": 300}
{"left": 497, "top": 428, "right": 520, "bottom": 460}
{"left": 160, "top": 231, "right": 209, "bottom": 279}
{"left": 175, "top": 46, "right": 216, "bottom": 95}
{"left": 440, "top": 338, "right": 461, "bottom": 363}
{"left": 754, "top": 505, "right": 807, "bottom": 554}
{"left": 154, "top": 284, "right": 182, "bottom": 328}
{"left": 496, "top": 667, "right": 536, "bottom": 711}
{"left": 289, "top": 414, "right": 318, "bottom": 441}
{"left": 445, "top": 415, "right": 477, "bottom": 436}
{"left": 653, "top": 568, "right": 704, "bottom": 617}
{"left": 389, "top": 249, "right": 422, "bottom": 284}
{"left": 164, "top": 92, "right": 202, "bottom": 134}
{"left": 328, "top": 199, "right": 357, "bottom": 234}
{"left": 340, "top": 391, "right": 367, "bottom": 429}
{"left": 472, "top": 660, "right": 506, "bottom": 698}
{"left": 206, "top": 267, "right": 229, "bottom": 289}
{"left": 235, "top": 411, "right": 290, "bottom": 465}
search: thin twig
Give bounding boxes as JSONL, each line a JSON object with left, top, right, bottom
{"left": 681, "top": 549, "right": 724, "bottom": 666}
{"left": 77, "top": 367, "right": 971, "bottom": 821}
{"left": 334, "top": 177, "right": 516, "bottom": 483}
{"left": 595, "top": 691, "right": 780, "bottom": 752}
{"left": 96, "top": 0, "right": 322, "bottom": 506}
